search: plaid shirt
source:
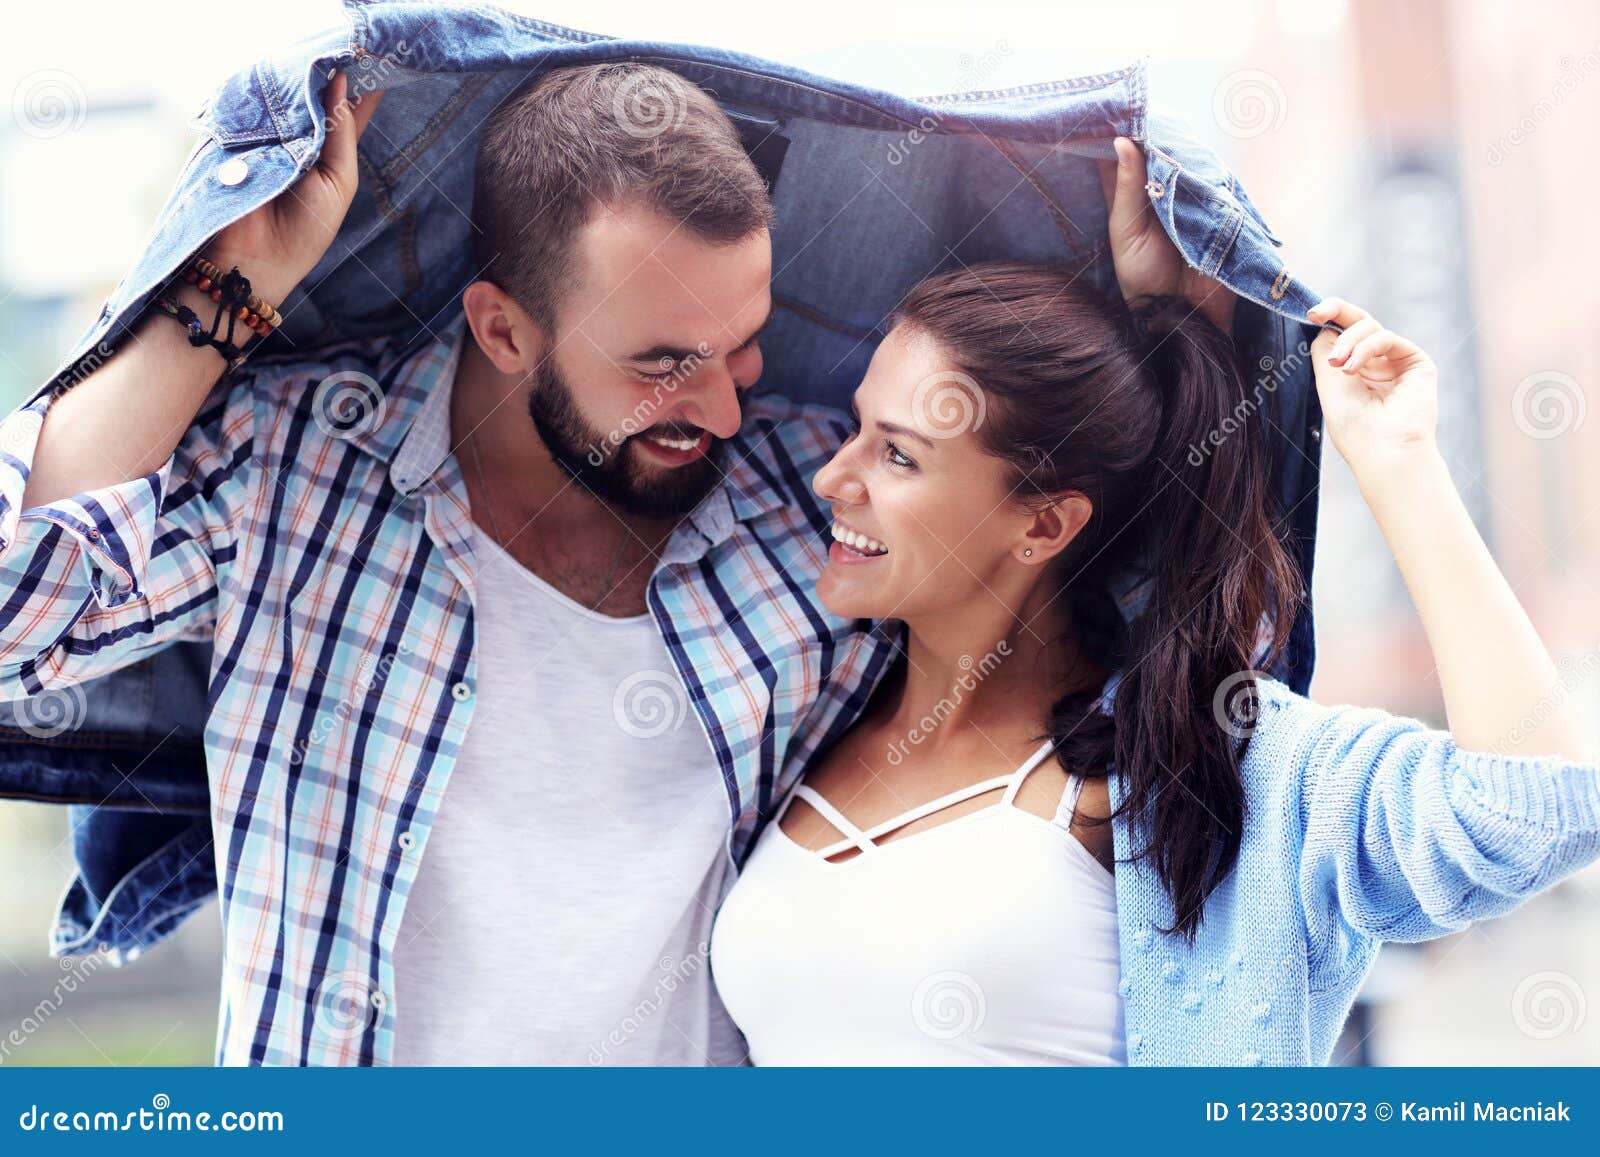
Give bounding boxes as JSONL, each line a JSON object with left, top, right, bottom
{"left": 0, "top": 315, "right": 897, "bottom": 1065}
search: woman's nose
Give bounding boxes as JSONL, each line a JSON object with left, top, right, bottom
{"left": 813, "top": 452, "right": 865, "bottom": 505}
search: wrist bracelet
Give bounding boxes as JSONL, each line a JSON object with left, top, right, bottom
{"left": 154, "top": 256, "right": 281, "bottom": 374}
{"left": 183, "top": 255, "right": 283, "bottom": 334}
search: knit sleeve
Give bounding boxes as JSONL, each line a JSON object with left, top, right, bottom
{"left": 1265, "top": 681, "right": 1600, "bottom": 986}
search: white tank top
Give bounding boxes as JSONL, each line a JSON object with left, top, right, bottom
{"left": 710, "top": 741, "right": 1126, "bottom": 1065}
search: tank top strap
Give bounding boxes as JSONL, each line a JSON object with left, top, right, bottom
{"left": 786, "top": 784, "right": 878, "bottom": 857}
{"left": 856, "top": 771, "right": 1018, "bottom": 842}
{"left": 1052, "top": 769, "right": 1087, "bottom": 830}
{"left": 998, "top": 739, "right": 1061, "bottom": 807}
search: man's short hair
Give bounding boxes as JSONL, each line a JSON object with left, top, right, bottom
{"left": 471, "top": 62, "right": 774, "bottom": 330}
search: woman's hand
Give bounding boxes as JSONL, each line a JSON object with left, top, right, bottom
{"left": 207, "top": 71, "right": 384, "bottom": 305}
{"left": 1307, "top": 298, "right": 1440, "bottom": 479}
{"left": 1098, "top": 136, "right": 1235, "bottom": 335}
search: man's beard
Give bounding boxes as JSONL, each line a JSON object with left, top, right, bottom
{"left": 527, "top": 355, "right": 725, "bottom": 520}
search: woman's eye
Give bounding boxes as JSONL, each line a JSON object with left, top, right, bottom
{"left": 886, "top": 441, "right": 916, "bottom": 470}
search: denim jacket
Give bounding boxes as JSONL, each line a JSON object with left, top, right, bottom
{"left": 0, "top": 0, "right": 1326, "bottom": 962}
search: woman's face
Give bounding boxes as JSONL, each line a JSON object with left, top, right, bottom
{"left": 812, "top": 324, "right": 1038, "bottom": 623}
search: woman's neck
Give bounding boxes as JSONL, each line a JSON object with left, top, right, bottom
{"left": 885, "top": 585, "right": 1110, "bottom": 748}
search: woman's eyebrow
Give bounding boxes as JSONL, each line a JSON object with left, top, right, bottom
{"left": 875, "top": 418, "right": 935, "bottom": 450}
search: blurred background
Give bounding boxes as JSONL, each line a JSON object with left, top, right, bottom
{"left": 1, "top": 0, "right": 1596, "bottom": 1065}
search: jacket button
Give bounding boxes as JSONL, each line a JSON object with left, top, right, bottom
{"left": 451, "top": 681, "right": 472, "bottom": 702}
{"left": 1145, "top": 178, "right": 1165, "bottom": 199}
{"left": 217, "top": 157, "right": 249, "bottom": 186}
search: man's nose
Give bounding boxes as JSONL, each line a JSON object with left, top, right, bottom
{"left": 681, "top": 365, "right": 744, "bottom": 441}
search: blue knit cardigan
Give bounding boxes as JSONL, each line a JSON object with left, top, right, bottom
{"left": 1103, "top": 673, "right": 1600, "bottom": 1065}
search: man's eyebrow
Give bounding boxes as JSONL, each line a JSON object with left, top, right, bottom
{"left": 623, "top": 302, "right": 774, "bottom": 365}
{"left": 625, "top": 342, "right": 703, "bottom": 365}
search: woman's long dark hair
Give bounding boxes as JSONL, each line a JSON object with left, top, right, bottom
{"left": 892, "top": 261, "right": 1302, "bottom": 942}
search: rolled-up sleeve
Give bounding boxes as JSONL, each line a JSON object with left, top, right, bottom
{"left": 0, "top": 378, "right": 258, "bottom": 694}
{"left": 1286, "top": 686, "right": 1600, "bottom": 984}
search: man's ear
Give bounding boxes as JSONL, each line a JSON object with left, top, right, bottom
{"left": 1015, "top": 492, "right": 1093, "bottom": 565}
{"left": 462, "top": 280, "right": 543, "bottom": 375}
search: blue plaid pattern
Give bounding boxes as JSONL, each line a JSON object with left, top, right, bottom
{"left": 0, "top": 315, "right": 897, "bottom": 1065}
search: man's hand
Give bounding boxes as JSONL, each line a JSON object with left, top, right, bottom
{"left": 1097, "top": 135, "right": 1235, "bottom": 336}
{"left": 207, "top": 71, "right": 384, "bottom": 305}
{"left": 21, "top": 71, "right": 385, "bottom": 511}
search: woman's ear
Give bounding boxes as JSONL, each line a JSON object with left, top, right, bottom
{"left": 462, "top": 280, "right": 543, "bottom": 375}
{"left": 1015, "top": 492, "right": 1092, "bottom": 564}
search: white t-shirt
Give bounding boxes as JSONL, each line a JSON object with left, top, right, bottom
{"left": 391, "top": 524, "right": 744, "bottom": 1065}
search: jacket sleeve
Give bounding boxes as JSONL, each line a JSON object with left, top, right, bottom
{"left": 0, "top": 376, "right": 259, "bottom": 695}
{"left": 1279, "top": 682, "right": 1600, "bottom": 980}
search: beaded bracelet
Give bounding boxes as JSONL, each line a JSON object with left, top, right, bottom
{"left": 183, "top": 255, "right": 283, "bottom": 335}
{"left": 154, "top": 258, "right": 280, "bottom": 374}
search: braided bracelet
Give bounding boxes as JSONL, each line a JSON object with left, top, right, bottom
{"left": 155, "top": 259, "right": 279, "bottom": 373}
{"left": 183, "top": 256, "right": 283, "bottom": 334}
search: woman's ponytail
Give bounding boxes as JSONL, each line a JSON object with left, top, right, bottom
{"left": 1099, "top": 295, "right": 1302, "bottom": 939}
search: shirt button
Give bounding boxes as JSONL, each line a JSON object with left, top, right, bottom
{"left": 217, "top": 157, "right": 249, "bottom": 186}
{"left": 397, "top": 830, "right": 416, "bottom": 852}
{"left": 450, "top": 681, "right": 472, "bottom": 702}
{"left": 370, "top": 990, "right": 388, "bottom": 1013}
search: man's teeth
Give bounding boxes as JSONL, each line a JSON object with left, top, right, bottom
{"left": 646, "top": 430, "right": 701, "bottom": 451}
{"left": 830, "top": 522, "right": 889, "bottom": 556}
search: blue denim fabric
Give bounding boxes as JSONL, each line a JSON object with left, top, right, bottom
{"left": 0, "top": 0, "right": 1326, "bottom": 959}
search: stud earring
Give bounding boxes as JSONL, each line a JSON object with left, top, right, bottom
{"left": 1023, "top": 548, "right": 1034, "bottom": 557}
